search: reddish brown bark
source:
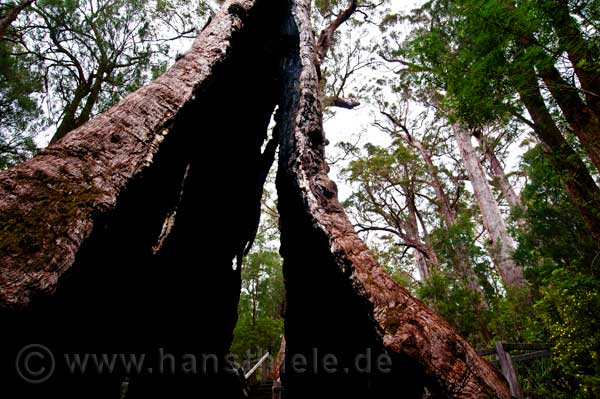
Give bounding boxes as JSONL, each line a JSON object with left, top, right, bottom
{"left": 1, "top": 1, "right": 513, "bottom": 397}
{"left": 1, "top": 2, "right": 287, "bottom": 398}
{"left": 545, "top": 0, "right": 600, "bottom": 117}
{"left": 535, "top": 56, "right": 600, "bottom": 173}
{"left": 276, "top": 0, "right": 511, "bottom": 397}
{"left": 271, "top": 336, "right": 286, "bottom": 381}
{"left": 0, "top": 1, "right": 265, "bottom": 308}
{"left": 504, "top": 0, "right": 600, "bottom": 173}
{"left": 315, "top": 0, "right": 357, "bottom": 65}
{"left": 321, "top": 95, "right": 360, "bottom": 109}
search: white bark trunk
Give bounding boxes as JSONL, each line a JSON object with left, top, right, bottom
{"left": 453, "top": 126, "right": 526, "bottom": 289}
{"left": 473, "top": 134, "right": 523, "bottom": 212}
{"left": 412, "top": 140, "right": 488, "bottom": 301}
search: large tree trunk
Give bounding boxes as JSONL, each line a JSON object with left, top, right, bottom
{"left": 2, "top": 0, "right": 511, "bottom": 397}
{"left": 507, "top": 1, "right": 600, "bottom": 172}
{"left": 537, "top": 62, "right": 600, "bottom": 173}
{"left": 275, "top": 0, "right": 511, "bottom": 397}
{"left": 544, "top": 0, "right": 600, "bottom": 117}
{"left": 1, "top": 1, "right": 286, "bottom": 398}
{"left": 453, "top": 125, "right": 526, "bottom": 290}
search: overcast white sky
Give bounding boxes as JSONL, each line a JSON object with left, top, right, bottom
{"left": 323, "top": 0, "right": 528, "bottom": 202}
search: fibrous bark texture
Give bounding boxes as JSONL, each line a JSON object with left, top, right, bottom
{"left": 1, "top": 1, "right": 287, "bottom": 397}
{"left": 275, "top": 0, "right": 512, "bottom": 397}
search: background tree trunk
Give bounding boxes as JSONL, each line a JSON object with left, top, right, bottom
{"left": 545, "top": 0, "right": 600, "bottom": 116}
{"left": 276, "top": 1, "right": 511, "bottom": 397}
{"left": 514, "top": 62, "right": 600, "bottom": 249}
{"left": 381, "top": 111, "right": 486, "bottom": 300}
{"left": 473, "top": 131, "right": 523, "bottom": 212}
{"left": 453, "top": 125, "right": 526, "bottom": 290}
{"left": 537, "top": 62, "right": 600, "bottom": 172}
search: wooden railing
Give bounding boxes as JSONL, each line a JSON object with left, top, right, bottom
{"left": 245, "top": 351, "right": 271, "bottom": 381}
{"left": 478, "top": 342, "right": 551, "bottom": 399}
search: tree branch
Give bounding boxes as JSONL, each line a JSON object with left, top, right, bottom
{"left": 0, "top": 0, "right": 35, "bottom": 40}
{"left": 316, "top": 0, "right": 357, "bottom": 65}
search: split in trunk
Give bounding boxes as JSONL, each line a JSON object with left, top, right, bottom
{"left": 1, "top": 0, "right": 513, "bottom": 398}
{"left": 472, "top": 130, "right": 525, "bottom": 229}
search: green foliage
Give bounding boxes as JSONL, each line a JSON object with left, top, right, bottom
{"left": 514, "top": 146, "right": 599, "bottom": 280}
{"left": 416, "top": 272, "right": 487, "bottom": 345}
{"left": 230, "top": 237, "right": 284, "bottom": 362}
{"left": 508, "top": 145, "right": 600, "bottom": 398}
{"left": 1, "top": 0, "right": 207, "bottom": 164}
{"left": 533, "top": 270, "right": 600, "bottom": 398}
{"left": 0, "top": 20, "right": 42, "bottom": 168}
{"left": 429, "top": 209, "right": 497, "bottom": 295}
{"left": 230, "top": 317, "right": 284, "bottom": 361}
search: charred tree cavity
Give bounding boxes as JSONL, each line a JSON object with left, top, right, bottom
{"left": 275, "top": 0, "right": 512, "bottom": 398}
{"left": 2, "top": 1, "right": 514, "bottom": 398}
{"left": 1, "top": 1, "right": 288, "bottom": 398}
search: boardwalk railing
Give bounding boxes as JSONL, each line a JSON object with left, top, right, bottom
{"left": 478, "top": 342, "right": 551, "bottom": 399}
{"left": 245, "top": 351, "right": 271, "bottom": 381}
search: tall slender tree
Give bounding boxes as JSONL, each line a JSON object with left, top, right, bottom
{"left": 451, "top": 120, "right": 525, "bottom": 289}
{"left": 377, "top": 106, "right": 488, "bottom": 298}
{"left": 394, "top": 0, "right": 600, "bottom": 248}
{"left": 472, "top": 129, "right": 523, "bottom": 213}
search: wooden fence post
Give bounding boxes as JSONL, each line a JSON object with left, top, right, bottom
{"left": 495, "top": 342, "right": 523, "bottom": 399}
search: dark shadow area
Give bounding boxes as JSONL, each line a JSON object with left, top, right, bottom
{"left": 277, "top": 180, "right": 436, "bottom": 399}
{"left": 2, "top": 2, "right": 289, "bottom": 398}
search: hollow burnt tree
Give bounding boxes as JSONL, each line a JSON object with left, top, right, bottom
{"left": 1, "top": 0, "right": 511, "bottom": 398}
